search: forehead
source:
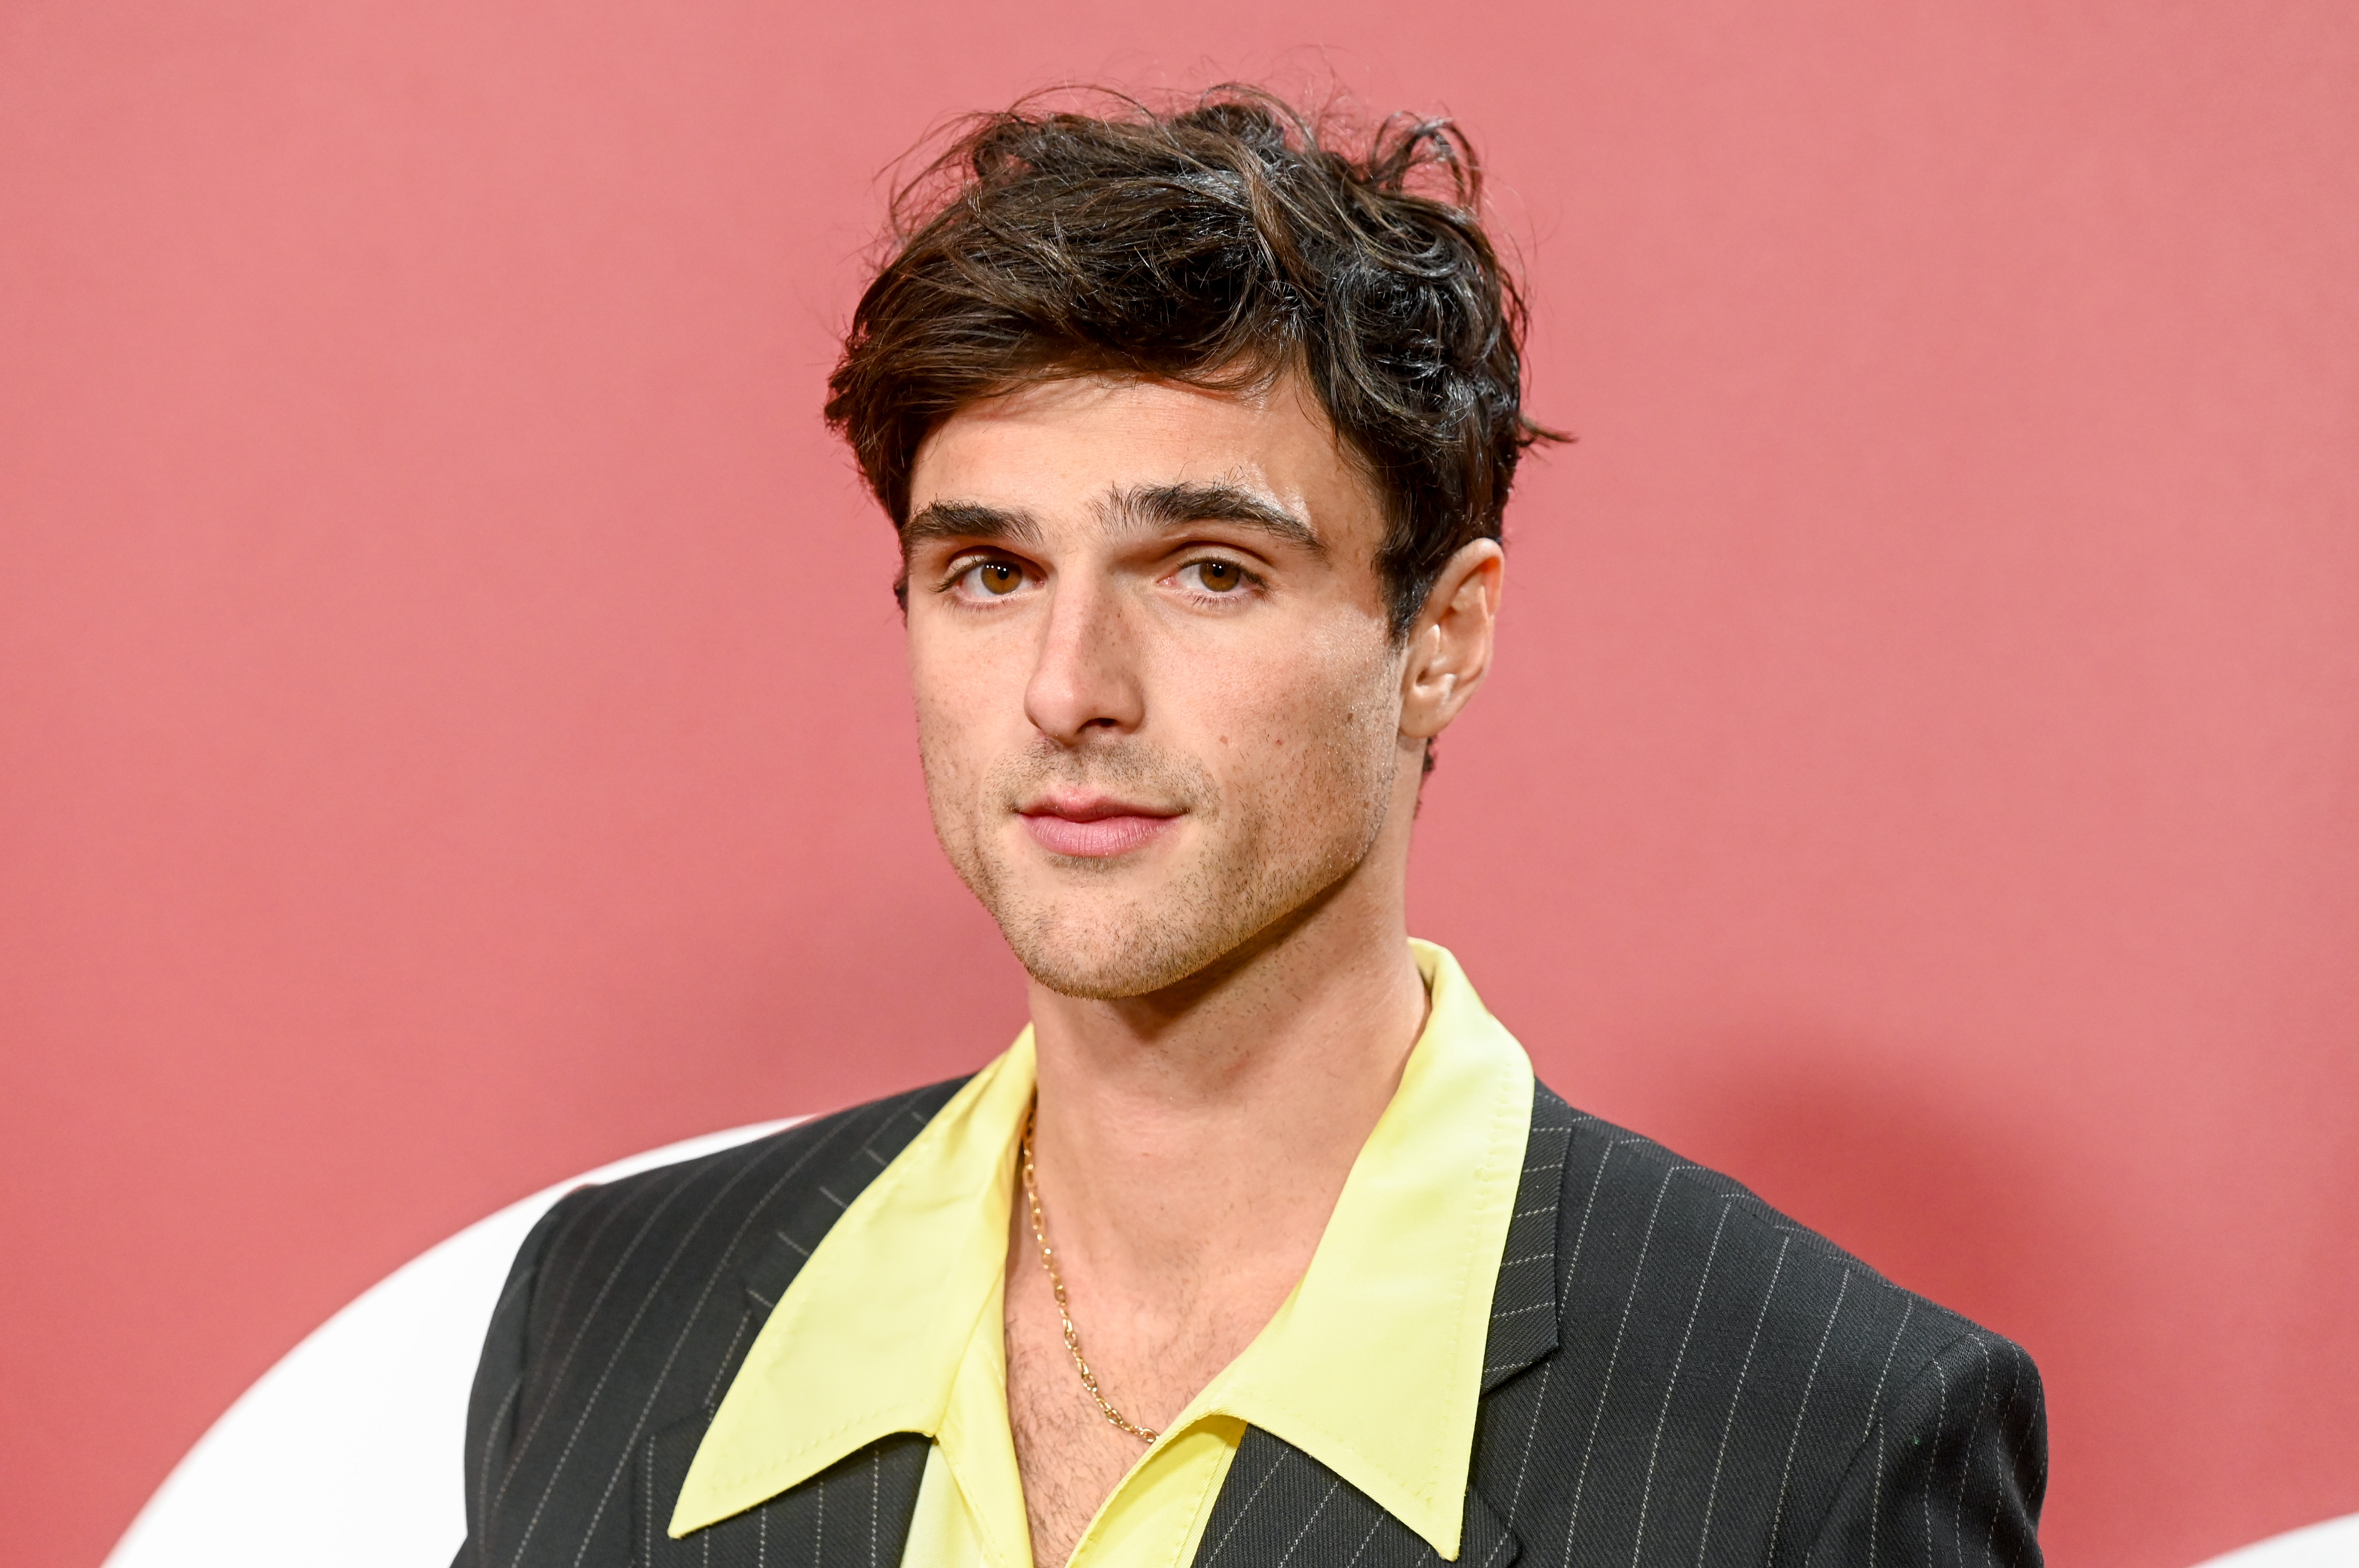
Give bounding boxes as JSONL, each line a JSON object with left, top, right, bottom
{"left": 908, "top": 375, "right": 1382, "bottom": 545}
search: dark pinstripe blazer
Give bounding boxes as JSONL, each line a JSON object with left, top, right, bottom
{"left": 457, "top": 1079, "right": 2045, "bottom": 1568}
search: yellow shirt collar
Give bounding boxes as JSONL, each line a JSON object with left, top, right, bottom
{"left": 674, "top": 940, "right": 1534, "bottom": 1560}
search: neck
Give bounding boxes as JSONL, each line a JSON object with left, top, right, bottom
{"left": 1022, "top": 829, "right": 1428, "bottom": 1298}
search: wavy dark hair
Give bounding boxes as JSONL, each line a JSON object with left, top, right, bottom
{"left": 824, "top": 86, "right": 1557, "bottom": 636}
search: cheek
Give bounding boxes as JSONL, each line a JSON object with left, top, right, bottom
{"left": 909, "top": 646, "right": 991, "bottom": 802}
{"left": 1192, "top": 627, "right": 1397, "bottom": 797}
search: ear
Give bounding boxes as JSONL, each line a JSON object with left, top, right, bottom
{"left": 1399, "top": 539, "right": 1505, "bottom": 742}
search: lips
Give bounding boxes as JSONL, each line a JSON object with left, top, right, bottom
{"left": 1016, "top": 795, "right": 1181, "bottom": 858}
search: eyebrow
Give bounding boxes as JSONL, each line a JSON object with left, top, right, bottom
{"left": 900, "top": 500, "right": 1044, "bottom": 554}
{"left": 897, "top": 482, "right": 1325, "bottom": 568}
{"left": 1109, "top": 482, "right": 1327, "bottom": 556}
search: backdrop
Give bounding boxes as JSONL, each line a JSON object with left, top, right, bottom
{"left": 4, "top": 4, "right": 2355, "bottom": 1566}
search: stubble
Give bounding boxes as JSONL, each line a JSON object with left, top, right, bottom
{"left": 922, "top": 705, "right": 1401, "bottom": 1000}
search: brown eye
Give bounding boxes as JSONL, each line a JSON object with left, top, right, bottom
{"left": 1191, "top": 560, "right": 1243, "bottom": 593}
{"left": 970, "top": 561, "right": 1023, "bottom": 596}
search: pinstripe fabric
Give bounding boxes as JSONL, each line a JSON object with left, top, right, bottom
{"left": 457, "top": 1081, "right": 965, "bottom": 1568}
{"left": 1197, "top": 1089, "right": 2048, "bottom": 1567}
{"left": 457, "top": 1082, "right": 2044, "bottom": 1567}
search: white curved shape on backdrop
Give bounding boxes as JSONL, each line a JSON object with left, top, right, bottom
{"left": 102, "top": 1111, "right": 2359, "bottom": 1568}
{"left": 2191, "top": 1515, "right": 2359, "bottom": 1568}
{"left": 103, "top": 1120, "right": 794, "bottom": 1568}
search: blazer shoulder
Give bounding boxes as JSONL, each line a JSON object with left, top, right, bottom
{"left": 543, "top": 1076, "right": 967, "bottom": 1235}
{"left": 524, "top": 1075, "right": 971, "bottom": 1340}
{"left": 1484, "top": 1084, "right": 2046, "bottom": 1562}
{"left": 1532, "top": 1079, "right": 2042, "bottom": 1452}
{"left": 456, "top": 1076, "right": 970, "bottom": 1568}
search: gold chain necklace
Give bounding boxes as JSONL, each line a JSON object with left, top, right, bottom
{"left": 1019, "top": 1105, "right": 1161, "bottom": 1444}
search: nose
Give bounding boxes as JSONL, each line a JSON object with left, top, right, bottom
{"left": 1023, "top": 575, "right": 1144, "bottom": 745}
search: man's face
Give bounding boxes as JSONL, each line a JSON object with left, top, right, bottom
{"left": 902, "top": 373, "right": 1413, "bottom": 1000}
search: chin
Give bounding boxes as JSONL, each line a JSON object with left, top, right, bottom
{"left": 1002, "top": 908, "right": 1235, "bottom": 1000}
{"left": 990, "top": 854, "right": 1358, "bottom": 1001}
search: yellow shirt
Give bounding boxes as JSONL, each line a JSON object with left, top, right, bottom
{"left": 671, "top": 940, "right": 1534, "bottom": 1566}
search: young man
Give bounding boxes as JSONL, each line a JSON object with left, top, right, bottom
{"left": 456, "top": 92, "right": 2045, "bottom": 1568}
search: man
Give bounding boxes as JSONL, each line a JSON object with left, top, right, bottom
{"left": 457, "top": 89, "right": 2044, "bottom": 1568}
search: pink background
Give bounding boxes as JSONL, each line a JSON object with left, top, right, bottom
{"left": 4, "top": 4, "right": 2356, "bottom": 1566}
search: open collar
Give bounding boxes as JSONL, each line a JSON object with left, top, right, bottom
{"left": 673, "top": 941, "right": 1536, "bottom": 1561}
{"left": 1166, "top": 942, "right": 1534, "bottom": 1556}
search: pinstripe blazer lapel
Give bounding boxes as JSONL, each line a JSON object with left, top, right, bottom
{"left": 1483, "top": 1094, "right": 1574, "bottom": 1391}
{"left": 637, "top": 1427, "right": 931, "bottom": 1568}
{"left": 1185, "top": 1087, "right": 1569, "bottom": 1568}
{"left": 1191, "top": 1426, "right": 1520, "bottom": 1568}
{"left": 627, "top": 1091, "right": 956, "bottom": 1567}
